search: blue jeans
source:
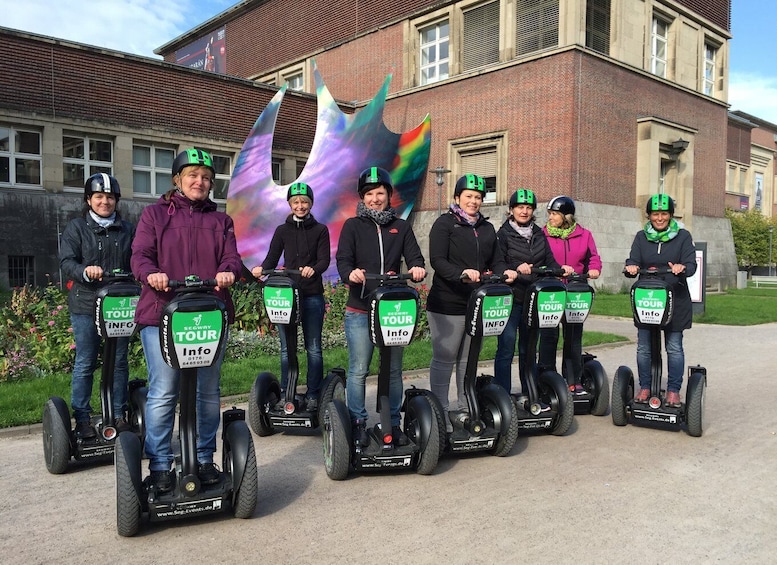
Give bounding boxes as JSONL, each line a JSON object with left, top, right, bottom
{"left": 344, "top": 310, "right": 404, "bottom": 427}
{"left": 70, "top": 313, "right": 129, "bottom": 423}
{"left": 141, "top": 325, "right": 225, "bottom": 472}
{"left": 493, "top": 302, "right": 527, "bottom": 394}
{"left": 636, "top": 328, "right": 685, "bottom": 393}
{"left": 278, "top": 294, "right": 324, "bottom": 398}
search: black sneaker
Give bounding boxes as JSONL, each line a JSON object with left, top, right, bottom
{"left": 392, "top": 425, "right": 409, "bottom": 447}
{"left": 305, "top": 397, "right": 319, "bottom": 414}
{"left": 114, "top": 417, "right": 131, "bottom": 433}
{"left": 352, "top": 419, "right": 370, "bottom": 447}
{"left": 147, "top": 470, "right": 172, "bottom": 493}
{"left": 198, "top": 462, "right": 221, "bottom": 485}
{"left": 75, "top": 420, "right": 96, "bottom": 440}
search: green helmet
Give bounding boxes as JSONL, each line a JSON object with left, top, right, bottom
{"left": 358, "top": 166, "right": 393, "bottom": 197}
{"left": 287, "top": 182, "right": 313, "bottom": 203}
{"left": 172, "top": 148, "right": 215, "bottom": 176}
{"left": 646, "top": 193, "right": 675, "bottom": 215}
{"left": 509, "top": 189, "right": 536, "bottom": 209}
{"left": 454, "top": 174, "right": 486, "bottom": 197}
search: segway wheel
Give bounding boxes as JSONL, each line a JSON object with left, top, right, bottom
{"left": 685, "top": 370, "right": 706, "bottom": 437}
{"left": 232, "top": 439, "right": 258, "bottom": 519}
{"left": 411, "top": 389, "right": 447, "bottom": 455}
{"left": 405, "top": 394, "right": 441, "bottom": 475}
{"left": 322, "top": 400, "right": 350, "bottom": 480}
{"left": 611, "top": 366, "right": 634, "bottom": 427}
{"left": 318, "top": 369, "right": 346, "bottom": 426}
{"left": 479, "top": 384, "right": 519, "bottom": 456}
{"left": 115, "top": 433, "right": 143, "bottom": 537}
{"left": 538, "top": 372, "right": 574, "bottom": 436}
{"left": 128, "top": 384, "right": 148, "bottom": 449}
{"left": 583, "top": 360, "right": 610, "bottom": 416}
{"left": 248, "top": 372, "right": 280, "bottom": 437}
{"left": 42, "top": 397, "right": 71, "bottom": 474}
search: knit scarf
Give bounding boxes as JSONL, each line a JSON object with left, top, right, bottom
{"left": 356, "top": 201, "right": 396, "bottom": 225}
{"left": 509, "top": 219, "right": 534, "bottom": 240}
{"left": 546, "top": 222, "right": 577, "bottom": 239}
{"left": 450, "top": 203, "right": 480, "bottom": 225}
{"left": 644, "top": 218, "right": 681, "bottom": 242}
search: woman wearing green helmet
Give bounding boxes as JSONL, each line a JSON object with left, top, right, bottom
{"left": 624, "top": 194, "right": 697, "bottom": 408}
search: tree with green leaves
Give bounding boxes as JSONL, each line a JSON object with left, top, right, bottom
{"left": 725, "top": 208, "right": 777, "bottom": 273}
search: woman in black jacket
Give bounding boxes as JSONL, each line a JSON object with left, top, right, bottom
{"left": 426, "top": 174, "right": 516, "bottom": 430}
{"left": 59, "top": 173, "right": 134, "bottom": 439}
{"left": 625, "top": 194, "right": 696, "bottom": 408}
{"left": 252, "top": 182, "right": 330, "bottom": 412}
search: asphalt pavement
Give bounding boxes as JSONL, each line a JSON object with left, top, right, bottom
{"left": 0, "top": 316, "right": 775, "bottom": 564}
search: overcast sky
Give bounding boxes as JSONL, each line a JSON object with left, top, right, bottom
{"left": 1, "top": 0, "right": 775, "bottom": 124}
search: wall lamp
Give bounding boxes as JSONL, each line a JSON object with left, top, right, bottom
{"left": 668, "top": 138, "right": 690, "bottom": 158}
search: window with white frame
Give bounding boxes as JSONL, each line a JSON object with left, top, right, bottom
{"left": 452, "top": 133, "right": 506, "bottom": 205}
{"left": 284, "top": 72, "right": 304, "bottom": 91}
{"left": 133, "top": 144, "right": 175, "bottom": 197}
{"left": 63, "top": 135, "right": 112, "bottom": 189}
{"left": 420, "top": 20, "right": 450, "bottom": 85}
{"left": 585, "top": 0, "right": 610, "bottom": 55}
{"left": 703, "top": 42, "right": 716, "bottom": 95}
{"left": 0, "top": 126, "right": 42, "bottom": 186}
{"left": 516, "top": 0, "right": 559, "bottom": 56}
{"left": 650, "top": 15, "right": 669, "bottom": 78}
{"left": 205, "top": 151, "right": 232, "bottom": 200}
{"left": 462, "top": 1, "right": 500, "bottom": 72}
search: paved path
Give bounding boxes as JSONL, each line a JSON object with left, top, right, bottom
{"left": 1, "top": 316, "right": 775, "bottom": 563}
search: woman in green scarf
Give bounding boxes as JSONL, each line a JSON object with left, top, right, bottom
{"left": 624, "top": 194, "right": 697, "bottom": 407}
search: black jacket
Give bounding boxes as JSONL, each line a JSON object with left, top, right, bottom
{"left": 625, "top": 228, "right": 697, "bottom": 331}
{"left": 497, "top": 220, "right": 560, "bottom": 304}
{"left": 427, "top": 210, "right": 508, "bottom": 316}
{"left": 59, "top": 212, "right": 135, "bottom": 315}
{"left": 260, "top": 214, "right": 330, "bottom": 297}
{"left": 336, "top": 214, "right": 425, "bottom": 312}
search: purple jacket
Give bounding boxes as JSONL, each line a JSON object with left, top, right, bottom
{"left": 542, "top": 224, "right": 602, "bottom": 275}
{"left": 131, "top": 192, "right": 243, "bottom": 326}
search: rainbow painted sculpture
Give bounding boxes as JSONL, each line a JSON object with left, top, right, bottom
{"left": 227, "top": 61, "right": 431, "bottom": 279}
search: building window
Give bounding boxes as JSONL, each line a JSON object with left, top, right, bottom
{"left": 63, "top": 135, "right": 113, "bottom": 189}
{"left": 650, "top": 15, "right": 669, "bottom": 78}
{"left": 206, "top": 151, "right": 232, "bottom": 200}
{"left": 420, "top": 20, "right": 450, "bottom": 85}
{"left": 516, "top": 0, "right": 559, "bottom": 56}
{"left": 284, "top": 72, "right": 304, "bottom": 91}
{"left": 585, "top": 0, "right": 610, "bottom": 55}
{"left": 703, "top": 42, "right": 716, "bottom": 95}
{"left": 462, "top": 1, "right": 500, "bottom": 72}
{"left": 8, "top": 255, "right": 34, "bottom": 287}
{"left": 0, "top": 126, "right": 42, "bottom": 186}
{"left": 133, "top": 144, "right": 175, "bottom": 197}
{"left": 271, "top": 159, "right": 282, "bottom": 183}
{"left": 451, "top": 132, "right": 506, "bottom": 205}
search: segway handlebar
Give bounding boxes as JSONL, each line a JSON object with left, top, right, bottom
{"left": 168, "top": 276, "right": 219, "bottom": 291}
{"left": 459, "top": 271, "right": 507, "bottom": 284}
{"left": 101, "top": 270, "right": 136, "bottom": 284}
{"left": 261, "top": 268, "right": 303, "bottom": 277}
{"left": 529, "top": 266, "right": 566, "bottom": 278}
{"left": 622, "top": 266, "right": 673, "bottom": 279}
{"left": 363, "top": 272, "right": 421, "bottom": 284}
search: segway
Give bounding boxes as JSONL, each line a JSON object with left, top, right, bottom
{"left": 445, "top": 272, "right": 519, "bottom": 457}
{"left": 559, "top": 273, "right": 609, "bottom": 416}
{"left": 512, "top": 268, "right": 574, "bottom": 435}
{"left": 322, "top": 273, "right": 443, "bottom": 480}
{"left": 248, "top": 269, "right": 345, "bottom": 436}
{"left": 42, "top": 271, "right": 145, "bottom": 474}
{"left": 611, "top": 267, "right": 706, "bottom": 436}
{"left": 114, "top": 276, "right": 257, "bottom": 537}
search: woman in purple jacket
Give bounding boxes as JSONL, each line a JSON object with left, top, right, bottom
{"left": 538, "top": 196, "right": 602, "bottom": 395}
{"left": 131, "top": 148, "right": 243, "bottom": 493}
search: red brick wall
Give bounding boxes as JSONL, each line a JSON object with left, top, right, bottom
{"left": 675, "top": 0, "right": 730, "bottom": 31}
{"left": 726, "top": 121, "right": 752, "bottom": 164}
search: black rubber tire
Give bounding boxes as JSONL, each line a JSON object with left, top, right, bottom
{"left": 42, "top": 397, "right": 71, "bottom": 474}
{"left": 318, "top": 370, "right": 346, "bottom": 427}
{"left": 538, "top": 371, "right": 574, "bottom": 436}
{"left": 248, "top": 372, "right": 279, "bottom": 437}
{"left": 323, "top": 400, "right": 350, "bottom": 480}
{"left": 411, "top": 389, "right": 447, "bottom": 455}
{"left": 405, "top": 396, "right": 441, "bottom": 475}
{"left": 479, "top": 385, "right": 519, "bottom": 456}
{"left": 611, "top": 366, "right": 634, "bottom": 427}
{"left": 685, "top": 371, "right": 706, "bottom": 437}
{"left": 584, "top": 360, "right": 610, "bottom": 416}
{"left": 128, "top": 384, "right": 148, "bottom": 441}
{"left": 115, "top": 434, "right": 142, "bottom": 537}
{"left": 232, "top": 438, "right": 258, "bottom": 518}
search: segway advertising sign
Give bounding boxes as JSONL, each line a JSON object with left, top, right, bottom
{"left": 564, "top": 291, "right": 592, "bottom": 324}
{"left": 170, "top": 310, "right": 224, "bottom": 368}
{"left": 263, "top": 286, "right": 295, "bottom": 325}
{"left": 536, "top": 291, "right": 565, "bottom": 328}
{"left": 480, "top": 294, "right": 512, "bottom": 336}
{"left": 98, "top": 295, "right": 138, "bottom": 338}
{"left": 633, "top": 288, "right": 667, "bottom": 325}
{"left": 377, "top": 299, "right": 417, "bottom": 346}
